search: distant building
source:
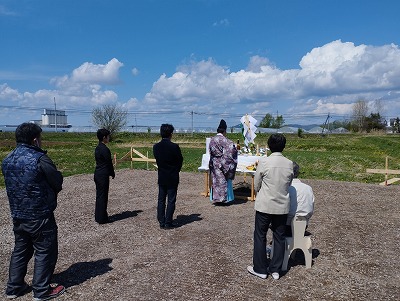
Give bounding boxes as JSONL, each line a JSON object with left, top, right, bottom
{"left": 40, "top": 109, "right": 71, "bottom": 128}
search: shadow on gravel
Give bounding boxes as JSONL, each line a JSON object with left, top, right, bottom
{"left": 109, "top": 210, "right": 143, "bottom": 223}
{"left": 53, "top": 258, "right": 113, "bottom": 288}
{"left": 175, "top": 213, "right": 202, "bottom": 226}
{"left": 230, "top": 198, "right": 248, "bottom": 205}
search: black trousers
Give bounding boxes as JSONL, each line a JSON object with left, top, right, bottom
{"left": 94, "top": 173, "right": 110, "bottom": 223}
{"left": 6, "top": 214, "right": 58, "bottom": 299}
{"left": 157, "top": 185, "right": 177, "bottom": 226}
{"left": 253, "top": 211, "right": 287, "bottom": 274}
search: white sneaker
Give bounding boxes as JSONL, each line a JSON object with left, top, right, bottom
{"left": 271, "top": 272, "right": 280, "bottom": 280}
{"left": 247, "top": 266, "right": 267, "bottom": 279}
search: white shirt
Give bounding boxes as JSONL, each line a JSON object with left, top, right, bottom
{"left": 287, "top": 178, "right": 315, "bottom": 225}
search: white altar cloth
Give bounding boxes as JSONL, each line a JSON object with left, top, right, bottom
{"left": 198, "top": 154, "right": 266, "bottom": 201}
{"left": 198, "top": 154, "right": 263, "bottom": 172}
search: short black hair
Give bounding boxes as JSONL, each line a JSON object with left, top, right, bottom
{"left": 267, "top": 133, "right": 286, "bottom": 153}
{"left": 15, "top": 123, "right": 42, "bottom": 144}
{"left": 97, "top": 128, "right": 111, "bottom": 141}
{"left": 160, "top": 124, "right": 174, "bottom": 138}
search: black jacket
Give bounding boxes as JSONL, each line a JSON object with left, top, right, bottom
{"left": 94, "top": 142, "right": 115, "bottom": 178}
{"left": 2, "top": 143, "right": 63, "bottom": 220}
{"left": 153, "top": 138, "right": 183, "bottom": 187}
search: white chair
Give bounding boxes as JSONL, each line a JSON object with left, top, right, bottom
{"left": 282, "top": 216, "right": 312, "bottom": 270}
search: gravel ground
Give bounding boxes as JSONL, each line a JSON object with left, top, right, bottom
{"left": 0, "top": 169, "right": 399, "bottom": 301}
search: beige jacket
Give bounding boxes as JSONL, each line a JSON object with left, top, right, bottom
{"left": 254, "top": 152, "right": 294, "bottom": 214}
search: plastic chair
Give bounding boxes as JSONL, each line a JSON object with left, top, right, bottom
{"left": 282, "top": 216, "right": 312, "bottom": 270}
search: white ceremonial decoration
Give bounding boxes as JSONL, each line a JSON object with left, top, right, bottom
{"left": 240, "top": 114, "right": 257, "bottom": 146}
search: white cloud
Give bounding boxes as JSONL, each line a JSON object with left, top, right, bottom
{"left": 70, "top": 58, "right": 123, "bottom": 84}
{"left": 0, "top": 84, "right": 22, "bottom": 101}
{"left": 1, "top": 59, "right": 122, "bottom": 118}
{"left": 297, "top": 41, "right": 400, "bottom": 95}
{"left": 142, "top": 40, "right": 400, "bottom": 119}
{"left": 123, "top": 97, "right": 139, "bottom": 109}
{"left": 131, "top": 68, "right": 139, "bottom": 76}
{"left": 3, "top": 40, "right": 400, "bottom": 126}
{"left": 310, "top": 99, "right": 355, "bottom": 115}
{"left": 246, "top": 55, "right": 273, "bottom": 72}
{"left": 143, "top": 59, "right": 238, "bottom": 108}
{"left": 0, "top": 5, "right": 17, "bottom": 16}
{"left": 213, "top": 18, "right": 230, "bottom": 27}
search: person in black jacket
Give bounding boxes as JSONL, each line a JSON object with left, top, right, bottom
{"left": 153, "top": 124, "right": 183, "bottom": 229}
{"left": 94, "top": 128, "right": 115, "bottom": 224}
{"left": 2, "top": 123, "right": 65, "bottom": 300}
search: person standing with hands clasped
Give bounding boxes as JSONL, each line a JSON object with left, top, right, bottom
{"left": 153, "top": 124, "right": 183, "bottom": 229}
{"left": 2, "top": 123, "right": 65, "bottom": 300}
{"left": 247, "top": 133, "right": 294, "bottom": 280}
{"left": 94, "top": 128, "right": 115, "bottom": 224}
{"left": 208, "top": 119, "right": 238, "bottom": 204}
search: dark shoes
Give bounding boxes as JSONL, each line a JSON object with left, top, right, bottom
{"left": 164, "top": 223, "right": 179, "bottom": 229}
{"left": 97, "top": 219, "right": 110, "bottom": 224}
{"left": 213, "top": 201, "right": 230, "bottom": 206}
{"left": 6, "top": 282, "right": 30, "bottom": 299}
{"left": 160, "top": 222, "right": 179, "bottom": 229}
{"left": 33, "top": 283, "right": 65, "bottom": 301}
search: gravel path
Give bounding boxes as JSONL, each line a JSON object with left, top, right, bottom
{"left": 0, "top": 169, "right": 399, "bottom": 300}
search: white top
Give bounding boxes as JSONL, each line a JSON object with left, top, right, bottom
{"left": 287, "top": 178, "right": 315, "bottom": 225}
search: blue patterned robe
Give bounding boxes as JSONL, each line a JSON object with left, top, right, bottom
{"left": 209, "top": 134, "right": 238, "bottom": 203}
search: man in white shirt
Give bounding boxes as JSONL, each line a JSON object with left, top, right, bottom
{"left": 286, "top": 162, "right": 315, "bottom": 236}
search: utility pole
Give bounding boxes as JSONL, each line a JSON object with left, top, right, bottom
{"left": 54, "top": 97, "right": 57, "bottom": 132}
{"left": 191, "top": 110, "right": 194, "bottom": 136}
{"left": 321, "top": 113, "right": 330, "bottom": 135}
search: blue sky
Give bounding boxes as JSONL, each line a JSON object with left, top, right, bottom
{"left": 1, "top": 0, "right": 400, "bottom": 130}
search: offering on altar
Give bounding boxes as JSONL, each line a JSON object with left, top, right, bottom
{"left": 246, "top": 162, "right": 258, "bottom": 171}
{"left": 240, "top": 143, "right": 267, "bottom": 156}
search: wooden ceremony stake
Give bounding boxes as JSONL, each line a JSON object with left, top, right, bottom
{"left": 385, "top": 156, "right": 388, "bottom": 186}
{"left": 113, "top": 147, "right": 157, "bottom": 170}
{"left": 366, "top": 156, "right": 400, "bottom": 186}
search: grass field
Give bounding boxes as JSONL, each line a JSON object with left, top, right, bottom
{"left": 1, "top": 131, "right": 400, "bottom": 189}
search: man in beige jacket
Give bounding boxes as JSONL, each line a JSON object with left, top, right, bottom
{"left": 247, "top": 134, "right": 294, "bottom": 280}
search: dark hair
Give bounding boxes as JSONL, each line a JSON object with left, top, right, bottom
{"left": 267, "top": 133, "right": 286, "bottom": 153}
{"left": 15, "top": 123, "right": 42, "bottom": 144}
{"left": 217, "top": 127, "right": 226, "bottom": 134}
{"left": 160, "top": 124, "right": 174, "bottom": 138}
{"left": 293, "top": 161, "right": 300, "bottom": 178}
{"left": 97, "top": 128, "right": 111, "bottom": 141}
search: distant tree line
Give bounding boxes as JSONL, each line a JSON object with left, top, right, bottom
{"left": 258, "top": 99, "right": 396, "bottom": 133}
{"left": 92, "top": 100, "right": 399, "bottom": 136}
{"left": 259, "top": 113, "right": 285, "bottom": 128}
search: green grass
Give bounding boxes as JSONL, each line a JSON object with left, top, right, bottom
{"left": 1, "top": 131, "right": 399, "bottom": 189}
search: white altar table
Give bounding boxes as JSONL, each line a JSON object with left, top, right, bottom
{"left": 198, "top": 154, "right": 263, "bottom": 201}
